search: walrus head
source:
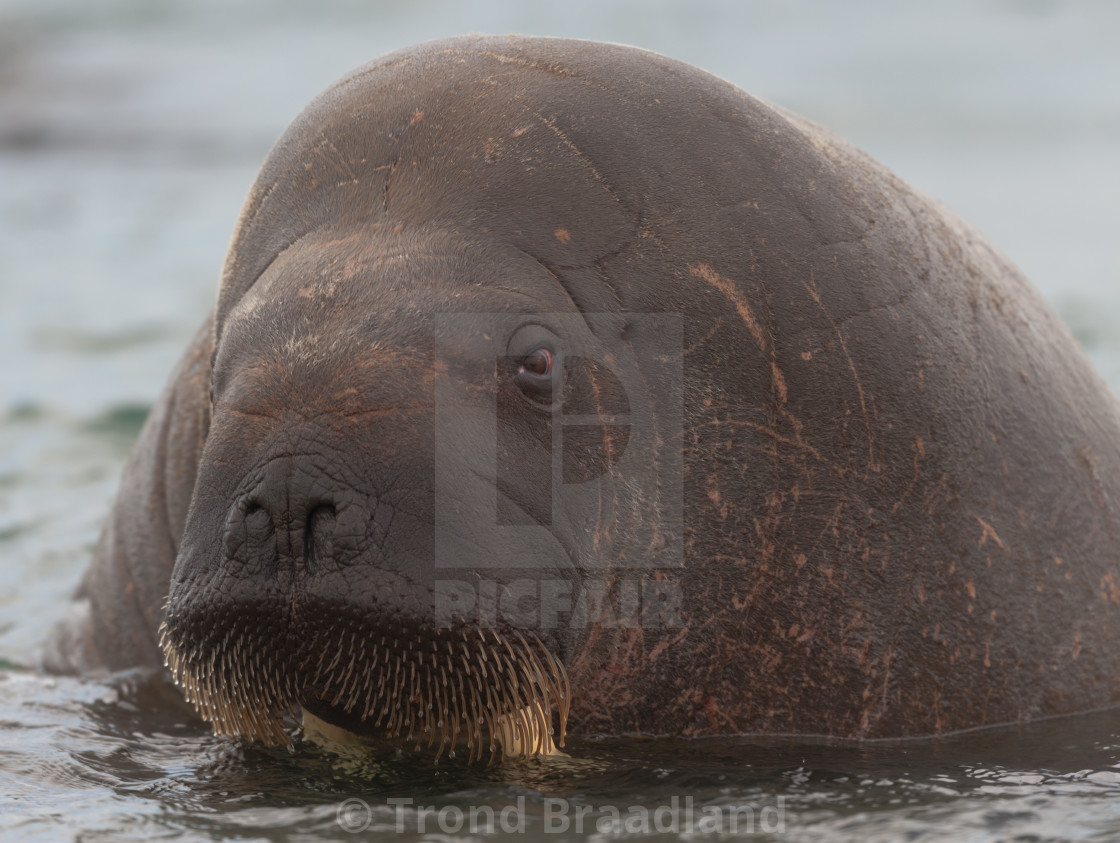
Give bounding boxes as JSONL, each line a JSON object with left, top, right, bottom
{"left": 157, "top": 37, "right": 688, "bottom": 758}
{"left": 159, "top": 235, "right": 601, "bottom": 759}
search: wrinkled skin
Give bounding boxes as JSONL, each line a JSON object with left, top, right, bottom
{"left": 46, "top": 35, "right": 1120, "bottom": 742}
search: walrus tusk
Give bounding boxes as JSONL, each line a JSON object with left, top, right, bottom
{"left": 301, "top": 701, "right": 566, "bottom": 759}
{"left": 493, "top": 701, "right": 567, "bottom": 758}
{"left": 301, "top": 710, "right": 365, "bottom": 746}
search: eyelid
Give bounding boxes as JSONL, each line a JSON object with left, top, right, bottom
{"left": 506, "top": 321, "right": 560, "bottom": 357}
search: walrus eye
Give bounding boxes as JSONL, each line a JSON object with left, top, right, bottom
{"left": 516, "top": 347, "right": 556, "bottom": 402}
{"left": 521, "top": 348, "right": 553, "bottom": 377}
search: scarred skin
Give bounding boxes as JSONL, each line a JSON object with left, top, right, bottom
{"left": 45, "top": 35, "right": 1120, "bottom": 741}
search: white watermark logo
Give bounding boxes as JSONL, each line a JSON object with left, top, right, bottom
{"left": 335, "top": 797, "right": 372, "bottom": 833}
{"left": 432, "top": 312, "right": 684, "bottom": 584}
{"left": 336, "top": 795, "right": 787, "bottom": 836}
{"left": 434, "top": 575, "right": 683, "bottom": 629}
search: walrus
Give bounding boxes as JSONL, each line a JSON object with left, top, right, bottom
{"left": 45, "top": 35, "right": 1120, "bottom": 758}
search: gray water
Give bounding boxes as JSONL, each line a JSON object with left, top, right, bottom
{"left": 2, "top": 1, "right": 1120, "bottom": 840}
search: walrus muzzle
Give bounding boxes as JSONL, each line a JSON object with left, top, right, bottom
{"left": 158, "top": 600, "right": 569, "bottom": 761}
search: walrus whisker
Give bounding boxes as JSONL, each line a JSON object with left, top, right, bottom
{"left": 161, "top": 598, "right": 569, "bottom": 762}
{"left": 515, "top": 639, "right": 553, "bottom": 754}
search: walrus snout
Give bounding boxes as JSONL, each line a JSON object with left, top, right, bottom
{"left": 223, "top": 456, "right": 374, "bottom": 576}
{"left": 162, "top": 421, "right": 577, "bottom": 758}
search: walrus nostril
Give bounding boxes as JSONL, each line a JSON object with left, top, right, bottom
{"left": 305, "top": 504, "right": 337, "bottom": 574}
{"left": 223, "top": 499, "right": 278, "bottom": 575}
{"left": 245, "top": 502, "right": 271, "bottom": 535}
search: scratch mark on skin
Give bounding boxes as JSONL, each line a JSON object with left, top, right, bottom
{"left": 381, "top": 155, "right": 400, "bottom": 215}
{"left": 318, "top": 132, "right": 359, "bottom": 185}
{"left": 698, "top": 418, "right": 847, "bottom": 478}
{"left": 859, "top": 645, "right": 895, "bottom": 736}
{"left": 683, "top": 317, "right": 724, "bottom": 357}
{"left": 880, "top": 645, "right": 895, "bottom": 714}
{"left": 691, "top": 263, "right": 767, "bottom": 353}
{"left": 974, "top": 515, "right": 1008, "bottom": 552}
{"left": 691, "top": 263, "right": 789, "bottom": 404}
{"left": 811, "top": 499, "right": 847, "bottom": 550}
{"left": 649, "top": 624, "right": 689, "bottom": 662}
{"left": 800, "top": 271, "right": 879, "bottom": 472}
{"left": 798, "top": 495, "right": 872, "bottom": 568}
{"left": 690, "top": 263, "right": 850, "bottom": 488}
{"left": 922, "top": 475, "right": 948, "bottom": 516}
{"left": 891, "top": 438, "right": 925, "bottom": 513}
{"left": 1100, "top": 573, "right": 1120, "bottom": 606}
{"left": 444, "top": 48, "right": 577, "bottom": 77}
{"left": 535, "top": 114, "right": 623, "bottom": 205}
